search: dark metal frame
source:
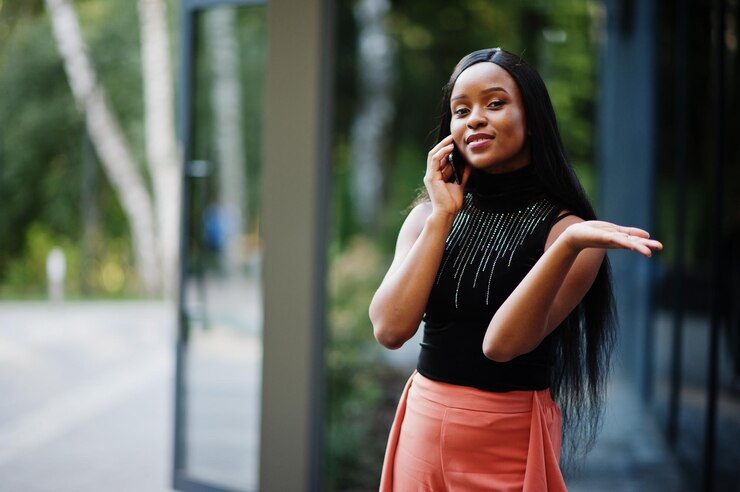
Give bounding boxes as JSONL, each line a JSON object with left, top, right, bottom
{"left": 173, "top": 1, "right": 266, "bottom": 491}
{"left": 663, "top": 1, "right": 729, "bottom": 490}
{"left": 704, "top": 1, "right": 727, "bottom": 489}
{"left": 667, "top": 0, "right": 688, "bottom": 448}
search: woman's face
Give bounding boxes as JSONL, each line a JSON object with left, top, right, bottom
{"left": 449, "top": 62, "right": 530, "bottom": 174}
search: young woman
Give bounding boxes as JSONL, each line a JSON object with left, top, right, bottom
{"left": 369, "top": 48, "right": 663, "bottom": 491}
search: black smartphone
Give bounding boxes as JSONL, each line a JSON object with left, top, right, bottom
{"left": 446, "top": 146, "right": 465, "bottom": 185}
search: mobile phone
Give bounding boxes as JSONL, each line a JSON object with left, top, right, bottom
{"left": 446, "top": 147, "right": 465, "bottom": 185}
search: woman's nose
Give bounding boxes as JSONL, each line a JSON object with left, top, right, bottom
{"left": 466, "top": 106, "right": 487, "bottom": 129}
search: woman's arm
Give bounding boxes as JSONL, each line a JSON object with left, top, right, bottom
{"left": 482, "top": 215, "right": 663, "bottom": 362}
{"left": 368, "top": 203, "right": 452, "bottom": 348}
{"left": 369, "top": 135, "right": 471, "bottom": 349}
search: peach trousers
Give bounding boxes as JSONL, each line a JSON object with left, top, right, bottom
{"left": 379, "top": 372, "right": 567, "bottom": 491}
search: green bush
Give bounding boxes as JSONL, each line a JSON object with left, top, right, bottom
{"left": 324, "top": 236, "right": 407, "bottom": 491}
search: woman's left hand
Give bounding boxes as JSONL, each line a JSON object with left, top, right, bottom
{"left": 562, "top": 221, "right": 663, "bottom": 257}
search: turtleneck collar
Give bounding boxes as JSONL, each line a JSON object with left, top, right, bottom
{"left": 467, "top": 165, "right": 545, "bottom": 212}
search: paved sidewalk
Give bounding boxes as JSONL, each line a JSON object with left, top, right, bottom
{"left": 0, "top": 301, "right": 689, "bottom": 491}
{"left": 0, "top": 301, "right": 174, "bottom": 492}
{"left": 567, "top": 371, "right": 688, "bottom": 491}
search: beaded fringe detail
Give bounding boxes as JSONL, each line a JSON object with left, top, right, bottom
{"left": 436, "top": 194, "right": 556, "bottom": 308}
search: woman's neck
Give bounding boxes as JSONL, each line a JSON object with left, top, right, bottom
{"left": 468, "top": 164, "right": 544, "bottom": 212}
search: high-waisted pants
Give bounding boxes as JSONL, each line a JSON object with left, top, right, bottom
{"left": 379, "top": 372, "right": 567, "bottom": 491}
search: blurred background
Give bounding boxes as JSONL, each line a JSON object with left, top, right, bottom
{"left": 0, "top": 0, "right": 738, "bottom": 491}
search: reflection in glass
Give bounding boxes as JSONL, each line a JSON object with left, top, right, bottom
{"left": 181, "top": 5, "right": 266, "bottom": 491}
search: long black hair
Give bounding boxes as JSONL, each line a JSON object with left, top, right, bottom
{"left": 435, "top": 48, "right": 617, "bottom": 469}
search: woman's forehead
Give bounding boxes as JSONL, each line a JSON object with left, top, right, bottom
{"left": 451, "top": 62, "right": 518, "bottom": 97}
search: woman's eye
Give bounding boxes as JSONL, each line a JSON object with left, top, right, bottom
{"left": 453, "top": 107, "right": 469, "bottom": 116}
{"left": 488, "top": 100, "right": 504, "bottom": 108}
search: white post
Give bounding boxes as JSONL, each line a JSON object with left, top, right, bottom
{"left": 46, "top": 247, "right": 67, "bottom": 302}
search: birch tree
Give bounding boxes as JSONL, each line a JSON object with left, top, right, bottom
{"left": 205, "top": 8, "right": 247, "bottom": 274}
{"left": 350, "top": 0, "right": 395, "bottom": 231}
{"left": 137, "top": 0, "right": 181, "bottom": 296}
{"left": 45, "top": 0, "right": 180, "bottom": 296}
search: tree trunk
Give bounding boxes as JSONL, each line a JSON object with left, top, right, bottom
{"left": 350, "top": 0, "right": 395, "bottom": 231}
{"left": 45, "top": 0, "right": 161, "bottom": 295}
{"left": 137, "top": 0, "right": 181, "bottom": 298}
{"left": 205, "top": 8, "right": 247, "bottom": 274}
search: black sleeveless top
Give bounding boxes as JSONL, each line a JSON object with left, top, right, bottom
{"left": 416, "top": 165, "right": 564, "bottom": 392}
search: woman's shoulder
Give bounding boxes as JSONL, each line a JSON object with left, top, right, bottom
{"left": 545, "top": 208, "right": 584, "bottom": 249}
{"left": 401, "top": 200, "right": 433, "bottom": 238}
{"left": 407, "top": 200, "right": 433, "bottom": 218}
{"left": 386, "top": 201, "right": 434, "bottom": 257}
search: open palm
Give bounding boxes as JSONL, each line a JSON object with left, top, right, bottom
{"left": 564, "top": 221, "right": 663, "bottom": 257}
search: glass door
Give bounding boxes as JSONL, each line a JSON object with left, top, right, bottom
{"left": 174, "top": 2, "right": 266, "bottom": 491}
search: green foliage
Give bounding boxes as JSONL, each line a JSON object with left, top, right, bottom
{"left": 0, "top": 0, "right": 144, "bottom": 298}
{"left": 1, "top": 223, "right": 74, "bottom": 298}
{"left": 332, "top": 0, "right": 599, "bottom": 257}
{"left": 324, "top": 237, "right": 405, "bottom": 490}
{"left": 0, "top": 219, "right": 137, "bottom": 300}
{"left": 0, "top": 9, "right": 84, "bottom": 289}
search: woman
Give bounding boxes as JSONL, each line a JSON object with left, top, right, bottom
{"left": 369, "top": 48, "right": 662, "bottom": 491}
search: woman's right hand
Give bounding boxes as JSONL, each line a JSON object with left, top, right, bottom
{"left": 424, "top": 135, "right": 471, "bottom": 217}
{"left": 370, "top": 136, "right": 470, "bottom": 349}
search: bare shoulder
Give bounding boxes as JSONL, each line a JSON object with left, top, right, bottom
{"left": 402, "top": 201, "right": 434, "bottom": 239}
{"left": 545, "top": 210, "right": 583, "bottom": 250}
{"left": 384, "top": 201, "right": 434, "bottom": 273}
{"left": 545, "top": 209, "right": 605, "bottom": 269}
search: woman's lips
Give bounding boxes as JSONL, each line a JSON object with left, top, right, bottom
{"left": 468, "top": 137, "right": 494, "bottom": 150}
